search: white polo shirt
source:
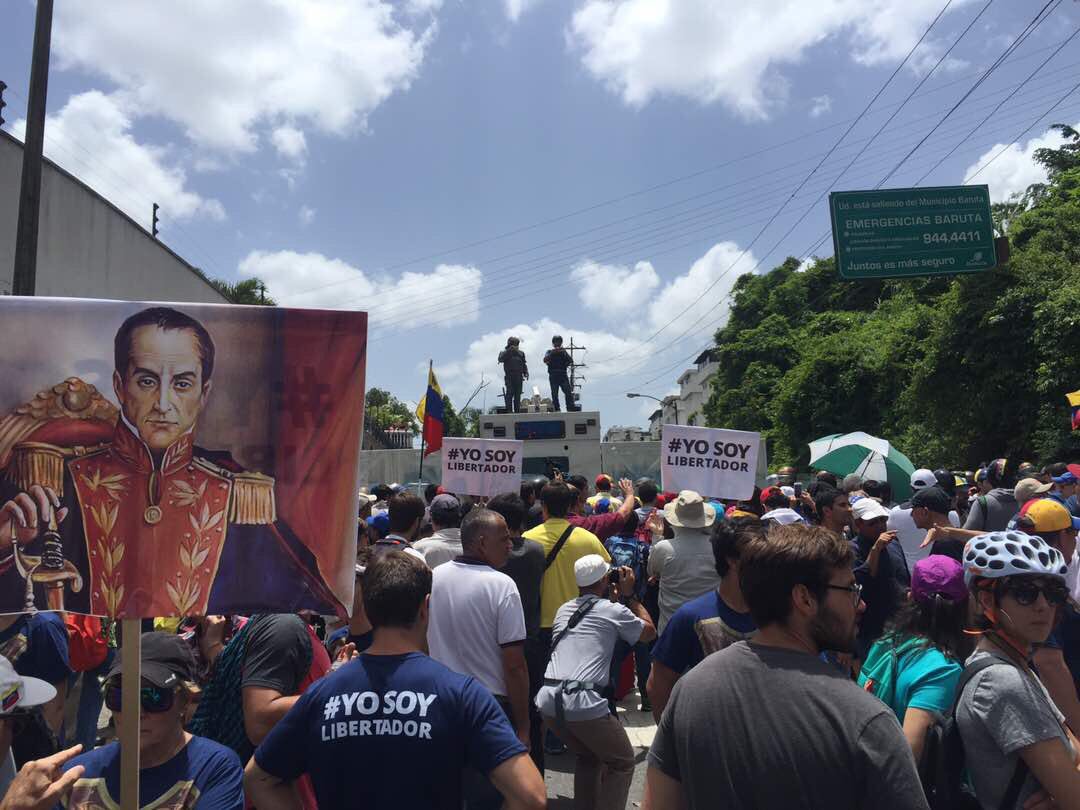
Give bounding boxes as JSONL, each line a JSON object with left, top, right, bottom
{"left": 427, "top": 558, "right": 527, "bottom": 697}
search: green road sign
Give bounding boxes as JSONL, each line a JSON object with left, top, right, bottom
{"left": 829, "top": 185, "right": 996, "bottom": 279}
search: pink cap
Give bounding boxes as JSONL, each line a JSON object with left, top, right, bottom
{"left": 911, "top": 555, "right": 967, "bottom": 604}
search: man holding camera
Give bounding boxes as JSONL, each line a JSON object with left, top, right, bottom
{"left": 536, "top": 554, "right": 656, "bottom": 810}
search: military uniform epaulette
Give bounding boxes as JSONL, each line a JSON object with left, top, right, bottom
{"left": 192, "top": 456, "right": 277, "bottom": 525}
{"left": 6, "top": 441, "right": 110, "bottom": 495}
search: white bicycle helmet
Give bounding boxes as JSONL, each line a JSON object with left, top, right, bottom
{"left": 963, "top": 530, "right": 1068, "bottom": 589}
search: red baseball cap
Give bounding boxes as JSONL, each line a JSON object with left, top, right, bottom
{"left": 759, "top": 486, "right": 784, "bottom": 505}
{"left": 595, "top": 474, "right": 612, "bottom": 487}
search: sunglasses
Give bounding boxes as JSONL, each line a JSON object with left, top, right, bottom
{"left": 1008, "top": 581, "right": 1068, "bottom": 607}
{"left": 103, "top": 681, "right": 175, "bottom": 714}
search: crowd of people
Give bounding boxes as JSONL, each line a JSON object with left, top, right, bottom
{"left": 2, "top": 458, "right": 1080, "bottom": 809}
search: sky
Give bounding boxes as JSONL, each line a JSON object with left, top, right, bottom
{"left": 2, "top": 0, "right": 1078, "bottom": 432}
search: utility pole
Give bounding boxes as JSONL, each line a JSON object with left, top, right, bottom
{"left": 258, "top": 280, "right": 265, "bottom": 304}
{"left": 567, "top": 337, "right": 587, "bottom": 411}
{"left": 151, "top": 204, "right": 160, "bottom": 238}
{"left": 12, "top": 0, "right": 54, "bottom": 296}
{"left": 0, "top": 81, "right": 7, "bottom": 126}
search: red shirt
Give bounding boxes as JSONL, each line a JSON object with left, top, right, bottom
{"left": 568, "top": 511, "right": 626, "bottom": 542}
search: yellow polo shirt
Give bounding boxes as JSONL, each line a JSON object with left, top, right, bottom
{"left": 523, "top": 518, "right": 611, "bottom": 628}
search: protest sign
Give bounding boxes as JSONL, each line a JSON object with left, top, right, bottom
{"left": 661, "top": 424, "right": 761, "bottom": 500}
{"left": 441, "top": 437, "right": 524, "bottom": 497}
{"left": 0, "top": 297, "right": 366, "bottom": 618}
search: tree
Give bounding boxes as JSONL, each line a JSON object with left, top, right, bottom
{"left": 702, "top": 134, "right": 1080, "bottom": 468}
{"left": 442, "top": 396, "right": 481, "bottom": 438}
{"left": 365, "top": 388, "right": 418, "bottom": 432}
{"left": 208, "top": 277, "right": 276, "bottom": 305}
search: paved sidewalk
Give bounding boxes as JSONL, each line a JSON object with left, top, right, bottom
{"left": 544, "top": 690, "right": 656, "bottom": 808}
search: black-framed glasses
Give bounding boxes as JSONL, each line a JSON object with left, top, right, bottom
{"left": 1008, "top": 581, "right": 1068, "bottom": 607}
{"left": 103, "top": 680, "right": 175, "bottom": 714}
{"left": 825, "top": 583, "right": 863, "bottom": 603}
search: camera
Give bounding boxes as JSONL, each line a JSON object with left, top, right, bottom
{"left": 793, "top": 482, "right": 802, "bottom": 497}
{"left": 608, "top": 569, "right": 621, "bottom": 586}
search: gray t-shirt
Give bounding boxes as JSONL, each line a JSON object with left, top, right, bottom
{"left": 957, "top": 650, "right": 1072, "bottom": 809}
{"left": 648, "top": 641, "right": 928, "bottom": 810}
{"left": 963, "top": 489, "right": 1018, "bottom": 532}
{"left": 536, "top": 596, "right": 644, "bottom": 721}
{"left": 413, "top": 528, "right": 463, "bottom": 568}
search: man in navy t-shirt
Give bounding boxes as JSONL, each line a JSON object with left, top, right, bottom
{"left": 647, "top": 517, "right": 761, "bottom": 721}
{"left": 62, "top": 632, "right": 243, "bottom": 809}
{"left": 247, "top": 551, "right": 546, "bottom": 810}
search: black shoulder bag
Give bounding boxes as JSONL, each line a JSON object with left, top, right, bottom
{"left": 544, "top": 524, "right": 577, "bottom": 571}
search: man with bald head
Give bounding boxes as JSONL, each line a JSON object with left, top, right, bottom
{"left": 427, "top": 507, "right": 531, "bottom": 808}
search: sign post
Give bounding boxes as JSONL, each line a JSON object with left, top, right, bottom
{"left": 119, "top": 621, "right": 141, "bottom": 810}
{"left": 829, "top": 185, "right": 996, "bottom": 280}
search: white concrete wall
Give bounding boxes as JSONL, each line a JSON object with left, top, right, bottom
{"left": 0, "top": 131, "right": 227, "bottom": 303}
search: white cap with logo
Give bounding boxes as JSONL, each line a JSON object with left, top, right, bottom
{"left": 0, "top": 655, "right": 56, "bottom": 714}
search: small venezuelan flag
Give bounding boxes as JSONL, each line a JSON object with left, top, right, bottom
{"left": 416, "top": 363, "right": 445, "bottom": 456}
{"left": 1069, "top": 389, "right": 1080, "bottom": 431}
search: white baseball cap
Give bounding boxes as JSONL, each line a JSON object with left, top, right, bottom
{"left": 0, "top": 655, "right": 55, "bottom": 714}
{"left": 574, "top": 554, "right": 611, "bottom": 587}
{"left": 851, "top": 498, "right": 890, "bottom": 521}
{"left": 910, "top": 469, "right": 937, "bottom": 490}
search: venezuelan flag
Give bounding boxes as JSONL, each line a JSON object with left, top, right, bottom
{"left": 1069, "top": 390, "right": 1080, "bottom": 431}
{"left": 416, "top": 363, "right": 444, "bottom": 456}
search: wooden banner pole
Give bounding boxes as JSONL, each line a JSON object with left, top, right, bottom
{"left": 119, "top": 619, "right": 142, "bottom": 810}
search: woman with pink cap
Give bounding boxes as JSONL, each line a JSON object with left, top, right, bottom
{"left": 858, "top": 554, "right": 971, "bottom": 762}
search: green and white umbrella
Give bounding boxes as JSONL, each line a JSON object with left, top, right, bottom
{"left": 808, "top": 432, "right": 917, "bottom": 501}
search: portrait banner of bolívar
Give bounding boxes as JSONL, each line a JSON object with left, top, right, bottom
{"left": 0, "top": 298, "right": 366, "bottom": 619}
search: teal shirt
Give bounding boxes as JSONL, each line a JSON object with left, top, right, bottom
{"left": 858, "top": 635, "right": 962, "bottom": 721}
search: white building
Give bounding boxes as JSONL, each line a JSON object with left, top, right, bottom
{"left": 675, "top": 349, "right": 719, "bottom": 426}
{"left": 0, "top": 130, "right": 226, "bottom": 303}
{"left": 603, "top": 425, "right": 652, "bottom": 442}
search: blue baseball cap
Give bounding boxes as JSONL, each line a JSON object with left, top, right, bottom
{"left": 1053, "top": 471, "right": 1078, "bottom": 485}
{"left": 366, "top": 512, "right": 390, "bottom": 537}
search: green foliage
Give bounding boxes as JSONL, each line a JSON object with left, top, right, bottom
{"left": 366, "top": 388, "right": 418, "bottom": 432}
{"left": 207, "top": 277, "right": 275, "bottom": 305}
{"left": 703, "top": 137, "right": 1080, "bottom": 469}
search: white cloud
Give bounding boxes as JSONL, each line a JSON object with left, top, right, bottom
{"left": 567, "top": 0, "right": 968, "bottom": 117}
{"left": 53, "top": 1, "right": 433, "bottom": 153}
{"left": 436, "top": 317, "right": 648, "bottom": 406}
{"left": 963, "top": 124, "right": 1078, "bottom": 202}
{"left": 299, "top": 206, "right": 317, "bottom": 226}
{"left": 571, "top": 258, "right": 660, "bottom": 317}
{"left": 236, "top": 250, "right": 482, "bottom": 329}
{"left": 647, "top": 241, "right": 754, "bottom": 333}
{"left": 12, "top": 91, "right": 225, "bottom": 230}
{"left": 406, "top": 0, "right": 443, "bottom": 13}
{"left": 271, "top": 126, "right": 308, "bottom": 162}
{"left": 809, "top": 95, "right": 832, "bottom": 118}
{"left": 505, "top": 0, "right": 543, "bottom": 22}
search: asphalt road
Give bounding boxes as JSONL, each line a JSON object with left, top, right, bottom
{"left": 544, "top": 690, "right": 655, "bottom": 808}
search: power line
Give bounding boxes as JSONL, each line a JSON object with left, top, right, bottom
{"left": 876, "top": 0, "right": 1062, "bottom": 187}
{"left": 966, "top": 77, "right": 1080, "bottom": 182}
{"left": 590, "top": 84, "right": 1080, "bottom": 395}
{"left": 579, "top": 0, "right": 967, "bottom": 367}
{"left": 353, "top": 74, "right": 1080, "bottom": 330}
{"left": 283, "top": 28, "right": 1080, "bottom": 303}
{"left": 367, "top": 93, "right": 1080, "bottom": 350}
{"left": 915, "top": 22, "right": 1080, "bottom": 184}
